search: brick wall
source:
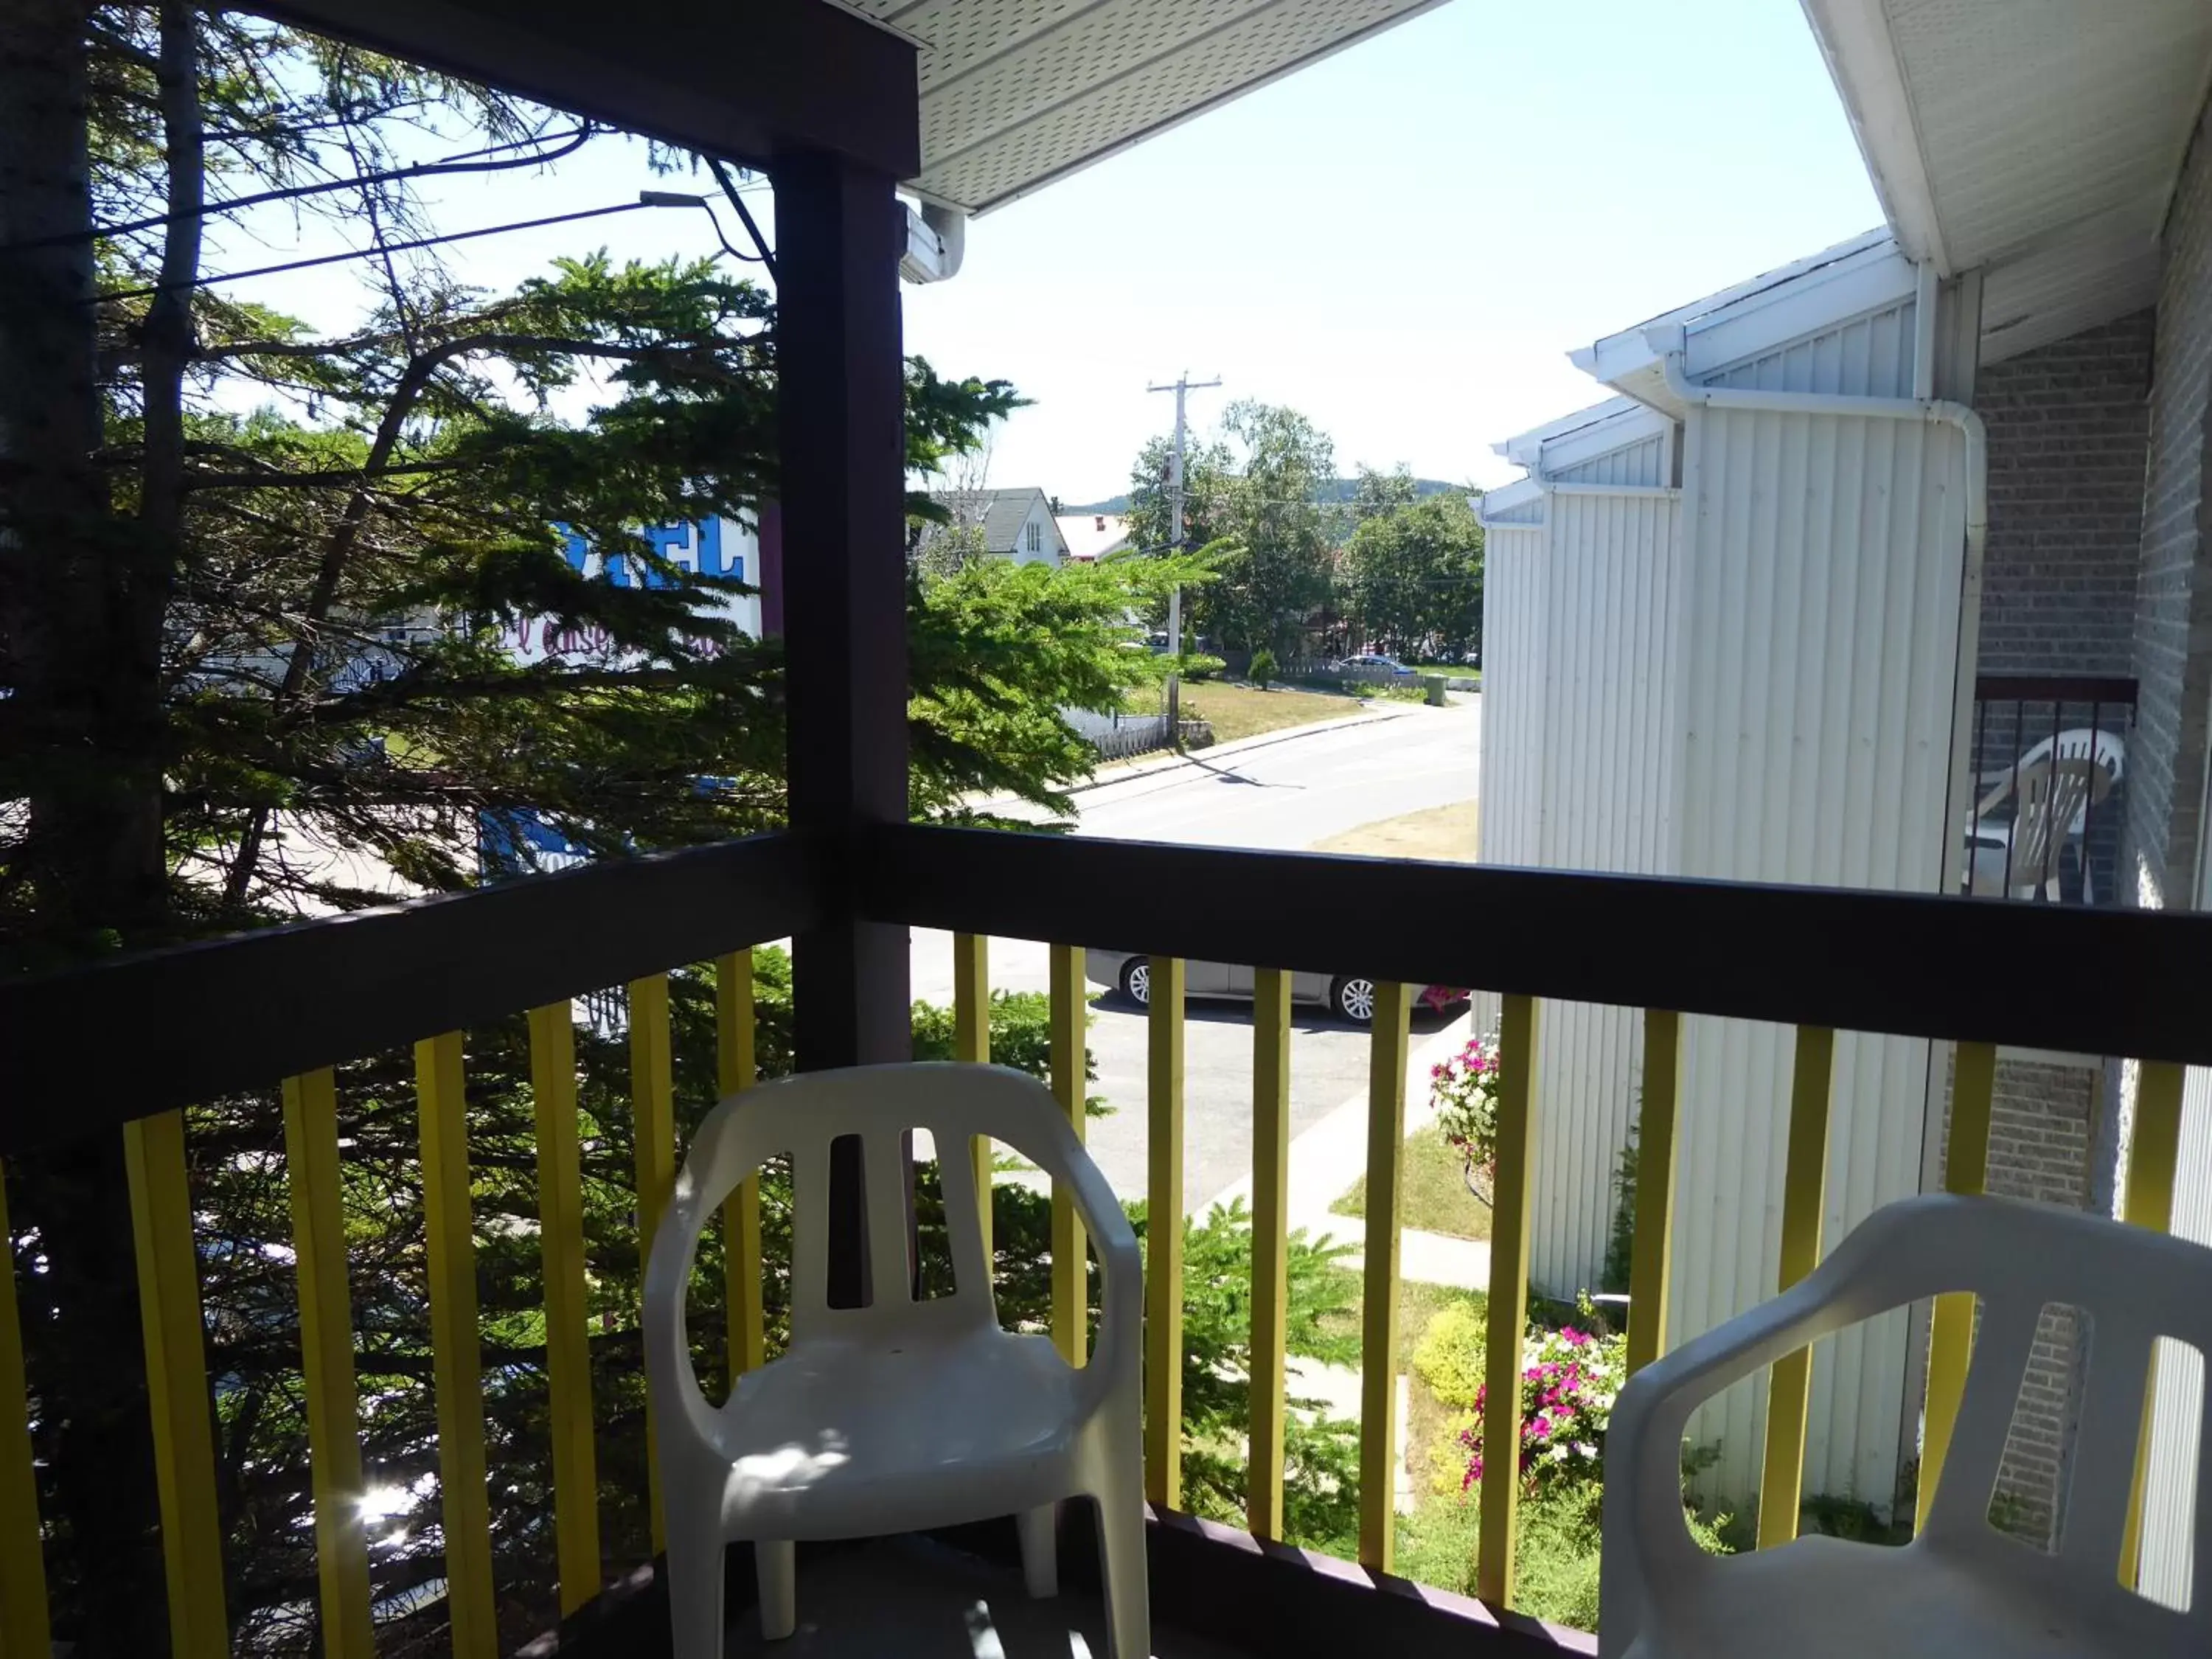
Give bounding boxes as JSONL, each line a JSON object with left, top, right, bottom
{"left": 1935, "top": 1056, "right": 2098, "bottom": 1546}
{"left": 1976, "top": 313, "right": 2154, "bottom": 676}
{"left": 2128, "top": 98, "right": 2212, "bottom": 910}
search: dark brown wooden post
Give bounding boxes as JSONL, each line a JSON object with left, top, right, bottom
{"left": 775, "top": 150, "right": 910, "bottom": 1305}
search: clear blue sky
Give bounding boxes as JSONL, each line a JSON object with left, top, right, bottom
{"left": 223, "top": 0, "right": 1882, "bottom": 501}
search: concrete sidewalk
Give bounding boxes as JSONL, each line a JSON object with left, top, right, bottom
{"left": 1201, "top": 1011, "right": 1492, "bottom": 1514}
{"left": 1199, "top": 1012, "right": 1492, "bottom": 1294}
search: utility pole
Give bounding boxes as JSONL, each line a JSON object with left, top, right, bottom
{"left": 1147, "top": 372, "right": 1220, "bottom": 731}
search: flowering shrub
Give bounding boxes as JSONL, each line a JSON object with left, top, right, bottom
{"left": 1430, "top": 1030, "right": 1503, "bottom": 1179}
{"left": 1458, "top": 1310, "right": 1626, "bottom": 1500}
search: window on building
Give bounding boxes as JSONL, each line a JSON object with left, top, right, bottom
{"left": 1026, "top": 519, "right": 1042, "bottom": 554}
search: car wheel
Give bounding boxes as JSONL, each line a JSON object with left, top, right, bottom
{"left": 1332, "top": 975, "right": 1378, "bottom": 1025}
{"left": 1121, "top": 958, "right": 1152, "bottom": 1008}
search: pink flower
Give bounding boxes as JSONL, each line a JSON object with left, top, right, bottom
{"left": 1559, "top": 1326, "right": 1589, "bottom": 1348}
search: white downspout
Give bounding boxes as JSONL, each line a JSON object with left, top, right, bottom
{"left": 1913, "top": 259, "right": 1939, "bottom": 402}
{"left": 1653, "top": 350, "right": 1987, "bottom": 894}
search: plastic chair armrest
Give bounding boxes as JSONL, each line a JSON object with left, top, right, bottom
{"left": 1601, "top": 1270, "right": 1885, "bottom": 1656}
{"left": 1053, "top": 1134, "right": 1144, "bottom": 1416}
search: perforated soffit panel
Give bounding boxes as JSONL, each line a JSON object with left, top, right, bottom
{"left": 851, "top": 0, "right": 1446, "bottom": 215}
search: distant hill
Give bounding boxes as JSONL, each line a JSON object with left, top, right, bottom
{"left": 1063, "top": 477, "right": 1467, "bottom": 515}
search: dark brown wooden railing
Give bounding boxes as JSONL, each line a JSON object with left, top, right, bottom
{"left": 3, "top": 822, "right": 2208, "bottom": 1655}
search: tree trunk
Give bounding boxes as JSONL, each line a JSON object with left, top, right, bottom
{"left": 1, "top": 1, "right": 173, "bottom": 1647}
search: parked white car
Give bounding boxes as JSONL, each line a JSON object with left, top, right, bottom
{"left": 1082, "top": 948, "right": 1466, "bottom": 1026}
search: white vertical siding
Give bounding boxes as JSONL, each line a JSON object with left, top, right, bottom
{"left": 2140, "top": 1066, "right": 2212, "bottom": 1604}
{"left": 1551, "top": 433, "right": 1668, "bottom": 487}
{"left": 1476, "top": 524, "right": 1549, "bottom": 869}
{"left": 1472, "top": 521, "right": 1549, "bottom": 1082}
{"left": 1475, "top": 494, "right": 1683, "bottom": 1293}
{"left": 1669, "top": 402, "right": 1969, "bottom": 1511}
{"left": 1708, "top": 300, "right": 1918, "bottom": 398}
{"left": 1526, "top": 492, "right": 1683, "bottom": 1291}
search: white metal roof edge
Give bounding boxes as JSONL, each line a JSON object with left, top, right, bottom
{"left": 1489, "top": 395, "right": 1646, "bottom": 467}
{"left": 1532, "top": 402, "right": 1672, "bottom": 476}
{"left": 1797, "top": 0, "right": 1949, "bottom": 272}
{"left": 1475, "top": 476, "right": 1545, "bottom": 524}
{"left": 1569, "top": 228, "right": 1909, "bottom": 392}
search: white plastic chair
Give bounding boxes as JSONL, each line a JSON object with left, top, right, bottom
{"left": 643, "top": 1062, "right": 1148, "bottom": 1658}
{"left": 1600, "top": 1193, "right": 2212, "bottom": 1659}
{"left": 1965, "top": 727, "right": 2124, "bottom": 901}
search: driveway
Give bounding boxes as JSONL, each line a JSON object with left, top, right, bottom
{"left": 911, "top": 698, "right": 1481, "bottom": 1208}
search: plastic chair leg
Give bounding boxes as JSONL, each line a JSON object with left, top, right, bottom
{"left": 755, "top": 1538, "right": 797, "bottom": 1641}
{"left": 665, "top": 1517, "right": 727, "bottom": 1659}
{"left": 1018, "top": 1501, "right": 1060, "bottom": 1598}
{"left": 1091, "top": 1481, "right": 1152, "bottom": 1659}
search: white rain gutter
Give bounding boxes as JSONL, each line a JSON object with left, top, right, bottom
{"left": 1912, "top": 259, "right": 1939, "bottom": 400}
{"left": 1652, "top": 337, "right": 1988, "bottom": 901}
{"left": 900, "top": 201, "right": 967, "bottom": 284}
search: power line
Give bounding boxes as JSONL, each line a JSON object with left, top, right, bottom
{"left": 96, "top": 195, "right": 697, "bottom": 303}
{"left": 3, "top": 126, "right": 598, "bottom": 257}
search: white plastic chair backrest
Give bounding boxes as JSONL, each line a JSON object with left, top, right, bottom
{"left": 2000, "top": 728, "right": 2126, "bottom": 826}
{"left": 1609, "top": 1195, "right": 2212, "bottom": 1644}
{"left": 1994, "top": 757, "right": 2112, "bottom": 879}
{"left": 644, "top": 1064, "right": 1134, "bottom": 1452}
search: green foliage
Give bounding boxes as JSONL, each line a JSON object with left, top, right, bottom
{"left": 1411, "top": 1298, "right": 1489, "bottom": 1409}
{"left": 908, "top": 987, "right": 1106, "bottom": 1116}
{"left": 1342, "top": 492, "right": 1484, "bottom": 661}
{"left": 1248, "top": 647, "right": 1279, "bottom": 689}
{"left": 1161, "top": 1199, "right": 1364, "bottom": 1555}
{"left": 1602, "top": 1120, "right": 1641, "bottom": 1296}
{"left": 1128, "top": 402, "right": 1338, "bottom": 658}
{"left": 908, "top": 554, "right": 1209, "bottom": 822}
{"left": 1395, "top": 1472, "right": 1736, "bottom": 1631}
{"left": 3, "top": 15, "right": 1161, "bottom": 1650}
{"left": 1801, "top": 1492, "right": 1912, "bottom": 1546}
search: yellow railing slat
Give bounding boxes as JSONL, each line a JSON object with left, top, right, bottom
{"left": 1478, "top": 993, "right": 1540, "bottom": 1604}
{"left": 716, "top": 952, "right": 765, "bottom": 1382}
{"left": 630, "top": 973, "right": 676, "bottom": 1554}
{"left": 2118, "top": 1058, "right": 2185, "bottom": 1585}
{"left": 281, "top": 1069, "right": 376, "bottom": 1659}
{"left": 1916, "top": 1038, "right": 1995, "bottom": 1532}
{"left": 415, "top": 1034, "right": 498, "bottom": 1659}
{"left": 122, "top": 1112, "right": 227, "bottom": 1659}
{"left": 0, "top": 1162, "right": 52, "bottom": 1659}
{"left": 1248, "top": 967, "right": 1291, "bottom": 1538}
{"left": 1756, "top": 1024, "right": 1835, "bottom": 1551}
{"left": 529, "top": 1002, "right": 602, "bottom": 1613}
{"left": 1049, "top": 943, "right": 1088, "bottom": 1366}
{"left": 1145, "top": 956, "right": 1187, "bottom": 1510}
{"left": 1625, "top": 1009, "right": 1683, "bottom": 1376}
{"left": 953, "top": 933, "right": 993, "bottom": 1257}
{"left": 1358, "top": 981, "right": 1413, "bottom": 1571}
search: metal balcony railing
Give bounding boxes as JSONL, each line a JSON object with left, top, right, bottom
{"left": 1966, "top": 675, "right": 2138, "bottom": 904}
{"left": 2, "top": 827, "right": 2209, "bottom": 1658}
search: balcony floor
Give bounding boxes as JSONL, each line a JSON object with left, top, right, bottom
{"left": 722, "top": 1535, "right": 1246, "bottom": 1658}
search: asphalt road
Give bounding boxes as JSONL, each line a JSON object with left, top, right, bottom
{"left": 911, "top": 698, "right": 1481, "bottom": 1211}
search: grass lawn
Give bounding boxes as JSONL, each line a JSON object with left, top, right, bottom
{"left": 1180, "top": 680, "right": 1363, "bottom": 744}
{"left": 1311, "top": 799, "right": 1478, "bottom": 863}
{"left": 1316, "top": 1277, "right": 1486, "bottom": 1376}
{"left": 1331, "top": 1123, "right": 1493, "bottom": 1240}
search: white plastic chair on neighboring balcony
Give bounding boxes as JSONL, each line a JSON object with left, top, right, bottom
{"left": 1599, "top": 1193, "right": 2212, "bottom": 1659}
{"left": 1964, "top": 727, "right": 2124, "bottom": 901}
{"left": 644, "top": 1062, "right": 1148, "bottom": 1659}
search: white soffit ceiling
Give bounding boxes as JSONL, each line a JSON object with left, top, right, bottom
{"left": 1804, "top": 0, "right": 2212, "bottom": 362}
{"left": 850, "top": 0, "right": 1448, "bottom": 214}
